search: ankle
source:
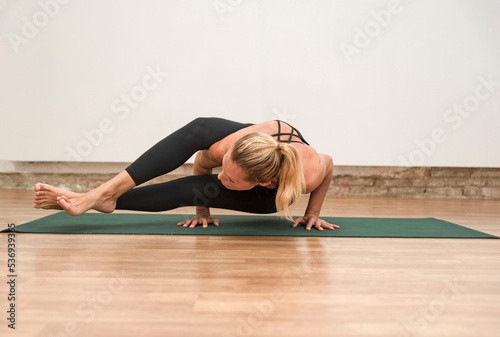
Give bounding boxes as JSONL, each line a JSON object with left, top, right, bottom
{"left": 93, "top": 184, "right": 118, "bottom": 202}
{"left": 96, "top": 170, "right": 135, "bottom": 200}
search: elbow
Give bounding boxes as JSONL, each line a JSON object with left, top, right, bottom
{"left": 327, "top": 154, "right": 333, "bottom": 167}
{"left": 322, "top": 154, "right": 333, "bottom": 174}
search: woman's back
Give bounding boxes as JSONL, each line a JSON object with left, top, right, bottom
{"left": 206, "top": 120, "right": 326, "bottom": 194}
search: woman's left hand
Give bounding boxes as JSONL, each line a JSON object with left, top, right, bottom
{"left": 292, "top": 215, "right": 340, "bottom": 231}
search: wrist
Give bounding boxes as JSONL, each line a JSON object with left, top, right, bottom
{"left": 196, "top": 206, "right": 210, "bottom": 216}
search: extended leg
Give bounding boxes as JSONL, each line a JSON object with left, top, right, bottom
{"left": 116, "top": 174, "right": 277, "bottom": 214}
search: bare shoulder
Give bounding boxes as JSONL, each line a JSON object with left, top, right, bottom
{"left": 302, "top": 150, "right": 332, "bottom": 194}
{"left": 207, "top": 121, "right": 276, "bottom": 161}
{"left": 206, "top": 120, "right": 330, "bottom": 193}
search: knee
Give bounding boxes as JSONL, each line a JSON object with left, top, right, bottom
{"left": 190, "top": 117, "right": 210, "bottom": 128}
{"left": 186, "top": 117, "right": 211, "bottom": 137}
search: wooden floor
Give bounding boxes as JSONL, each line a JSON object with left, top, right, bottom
{"left": 0, "top": 188, "right": 499, "bottom": 337}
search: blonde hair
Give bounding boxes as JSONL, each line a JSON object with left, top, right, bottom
{"left": 231, "top": 132, "right": 305, "bottom": 221}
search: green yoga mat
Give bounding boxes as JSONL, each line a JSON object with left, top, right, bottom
{"left": 1, "top": 211, "right": 497, "bottom": 238}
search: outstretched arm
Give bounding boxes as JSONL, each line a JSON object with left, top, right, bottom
{"left": 292, "top": 154, "right": 339, "bottom": 231}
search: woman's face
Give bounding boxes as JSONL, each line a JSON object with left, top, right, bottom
{"left": 217, "top": 150, "right": 257, "bottom": 191}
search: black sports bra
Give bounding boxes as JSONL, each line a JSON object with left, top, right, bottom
{"left": 270, "top": 120, "right": 310, "bottom": 145}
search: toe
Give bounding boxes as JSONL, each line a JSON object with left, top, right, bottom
{"left": 58, "top": 197, "right": 78, "bottom": 216}
{"left": 57, "top": 197, "right": 66, "bottom": 207}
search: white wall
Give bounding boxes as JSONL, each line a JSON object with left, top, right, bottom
{"left": 1, "top": 0, "right": 499, "bottom": 167}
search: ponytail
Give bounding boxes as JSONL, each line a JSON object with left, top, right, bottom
{"left": 231, "top": 133, "right": 305, "bottom": 221}
{"left": 274, "top": 142, "right": 304, "bottom": 221}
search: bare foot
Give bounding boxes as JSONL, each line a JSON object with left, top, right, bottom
{"left": 34, "top": 182, "right": 117, "bottom": 216}
{"left": 56, "top": 189, "right": 117, "bottom": 216}
{"left": 34, "top": 183, "right": 81, "bottom": 210}
{"left": 34, "top": 171, "right": 135, "bottom": 217}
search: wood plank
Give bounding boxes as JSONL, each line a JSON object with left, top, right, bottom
{"left": 0, "top": 189, "right": 499, "bottom": 337}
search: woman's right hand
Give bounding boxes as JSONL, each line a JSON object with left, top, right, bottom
{"left": 177, "top": 215, "right": 220, "bottom": 228}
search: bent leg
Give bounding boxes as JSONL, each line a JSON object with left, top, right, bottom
{"left": 125, "top": 117, "right": 253, "bottom": 186}
{"left": 35, "top": 118, "right": 252, "bottom": 217}
{"left": 116, "top": 175, "right": 277, "bottom": 214}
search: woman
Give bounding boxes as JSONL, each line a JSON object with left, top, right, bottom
{"left": 34, "top": 117, "right": 338, "bottom": 231}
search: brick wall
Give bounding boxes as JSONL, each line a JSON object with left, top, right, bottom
{"left": 330, "top": 166, "right": 500, "bottom": 199}
{"left": 1, "top": 165, "right": 499, "bottom": 199}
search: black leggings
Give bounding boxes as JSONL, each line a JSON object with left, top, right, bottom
{"left": 115, "top": 117, "right": 278, "bottom": 214}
